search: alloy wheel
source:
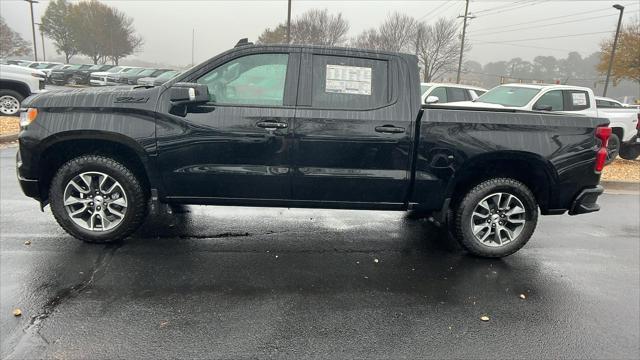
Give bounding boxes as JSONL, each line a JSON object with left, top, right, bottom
{"left": 470, "top": 192, "right": 526, "bottom": 247}
{"left": 63, "top": 171, "right": 128, "bottom": 231}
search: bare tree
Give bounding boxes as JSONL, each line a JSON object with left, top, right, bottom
{"left": 292, "top": 9, "right": 349, "bottom": 46}
{"left": 415, "top": 18, "right": 461, "bottom": 82}
{"left": 67, "top": 0, "right": 142, "bottom": 65}
{"left": 352, "top": 12, "right": 417, "bottom": 52}
{"left": 40, "top": 0, "right": 77, "bottom": 63}
{"left": 103, "top": 7, "right": 143, "bottom": 65}
{"left": 0, "top": 17, "right": 32, "bottom": 58}
{"left": 257, "top": 9, "right": 349, "bottom": 46}
{"left": 257, "top": 24, "right": 287, "bottom": 44}
{"left": 69, "top": 0, "right": 110, "bottom": 64}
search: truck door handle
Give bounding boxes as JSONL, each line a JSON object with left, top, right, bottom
{"left": 375, "top": 125, "right": 405, "bottom": 134}
{"left": 256, "top": 121, "right": 288, "bottom": 129}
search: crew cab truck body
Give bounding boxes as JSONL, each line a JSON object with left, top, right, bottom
{"left": 451, "top": 84, "right": 639, "bottom": 161}
{"left": 16, "top": 44, "right": 609, "bottom": 258}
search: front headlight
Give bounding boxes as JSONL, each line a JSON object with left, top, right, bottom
{"left": 20, "top": 108, "right": 38, "bottom": 128}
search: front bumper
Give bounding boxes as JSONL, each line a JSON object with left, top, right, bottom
{"left": 90, "top": 78, "right": 108, "bottom": 86}
{"left": 18, "top": 174, "right": 40, "bottom": 199}
{"left": 16, "top": 149, "right": 41, "bottom": 200}
{"left": 569, "top": 185, "right": 604, "bottom": 215}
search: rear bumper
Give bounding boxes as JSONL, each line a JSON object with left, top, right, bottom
{"left": 569, "top": 185, "right": 604, "bottom": 215}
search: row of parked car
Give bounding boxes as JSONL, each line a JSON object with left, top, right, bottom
{"left": 4, "top": 60, "right": 180, "bottom": 87}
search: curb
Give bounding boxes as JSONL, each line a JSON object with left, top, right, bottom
{"left": 600, "top": 180, "right": 640, "bottom": 192}
{"left": 0, "top": 133, "right": 18, "bottom": 144}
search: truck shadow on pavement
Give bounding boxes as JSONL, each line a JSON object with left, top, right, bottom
{"left": 111, "top": 205, "right": 548, "bottom": 301}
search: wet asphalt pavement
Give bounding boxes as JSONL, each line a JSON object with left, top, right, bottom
{"left": 1, "top": 146, "right": 639, "bottom": 359}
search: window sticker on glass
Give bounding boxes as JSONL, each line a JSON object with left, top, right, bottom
{"left": 572, "top": 92, "right": 587, "bottom": 106}
{"left": 325, "top": 64, "right": 372, "bottom": 95}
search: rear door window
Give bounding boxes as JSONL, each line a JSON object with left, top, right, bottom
{"left": 447, "top": 87, "right": 469, "bottom": 102}
{"left": 310, "top": 55, "right": 389, "bottom": 110}
{"left": 563, "top": 90, "right": 590, "bottom": 111}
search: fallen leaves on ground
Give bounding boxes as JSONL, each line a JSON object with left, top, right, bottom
{"left": 12, "top": 308, "right": 22, "bottom": 317}
{"left": 480, "top": 315, "right": 490, "bottom": 322}
{"left": 602, "top": 159, "right": 640, "bottom": 182}
{"left": 0, "top": 116, "right": 19, "bottom": 136}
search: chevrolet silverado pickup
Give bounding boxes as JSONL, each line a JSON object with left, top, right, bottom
{"left": 16, "top": 42, "right": 610, "bottom": 257}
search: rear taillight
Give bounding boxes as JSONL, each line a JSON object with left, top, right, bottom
{"left": 636, "top": 113, "right": 639, "bottom": 130}
{"left": 595, "top": 126, "right": 612, "bottom": 173}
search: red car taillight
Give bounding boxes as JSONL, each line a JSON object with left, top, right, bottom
{"left": 636, "top": 113, "right": 639, "bottom": 130}
{"left": 595, "top": 126, "right": 612, "bottom": 173}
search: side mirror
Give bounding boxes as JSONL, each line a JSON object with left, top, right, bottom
{"left": 534, "top": 104, "right": 552, "bottom": 111}
{"left": 425, "top": 95, "right": 440, "bottom": 104}
{"left": 170, "top": 82, "right": 210, "bottom": 105}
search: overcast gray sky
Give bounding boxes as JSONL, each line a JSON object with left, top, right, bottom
{"left": 1, "top": 0, "right": 639, "bottom": 66}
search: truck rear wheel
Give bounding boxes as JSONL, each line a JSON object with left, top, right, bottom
{"left": 605, "top": 133, "right": 620, "bottom": 164}
{"left": 454, "top": 178, "right": 538, "bottom": 258}
{"left": 49, "top": 155, "right": 148, "bottom": 243}
{"left": 619, "top": 143, "right": 640, "bottom": 160}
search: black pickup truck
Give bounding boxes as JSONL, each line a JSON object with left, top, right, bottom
{"left": 16, "top": 42, "right": 610, "bottom": 257}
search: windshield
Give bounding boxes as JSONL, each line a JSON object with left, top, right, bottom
{"left": 155, "top": 70, "right": 179, "bottom": 80}
{"left": 137, "top": 69, "right": 156, "bottom": 76}
{"left": 89, "top": 65, "right": 103, "bottom": 70}
{"left": 66, "top": 64, "right": 82, "bottom": 70}
{"left": 476, "top": 86, "right": 541, "bottom": 107}
{"left": 126, "top": 68, "right": 146, "bottom": 75}
{"left": 420, "top": 84, "right": 431, "bottom": 95}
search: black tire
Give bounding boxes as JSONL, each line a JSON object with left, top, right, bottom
{"left": 605, "top": 133, "right": 620, "bottom": 164}
{"left": 49, "top": 155, "right": 148, "bottom": 243}
{"left": 619, "top": 143, "right": 640, "bottom": 160}
{"left": 454, "top": 178, "right": 538, "bottom": 258}
{"left": 0, "top": 89, "right": 25, "bottom": 116}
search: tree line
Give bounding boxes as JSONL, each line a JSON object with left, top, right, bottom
{"left": 40, "top": 0, "right": 142, "bottom": 65}
{"left": 257, "top": 9, "right": 465, "bottom": 82}
{"left": 257, "top": 8, "right": 639, "bottom": 88}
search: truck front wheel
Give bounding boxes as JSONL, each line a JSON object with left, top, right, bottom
{"left": 49, "top": 155, "right": 148, "bottom": 243}
{"left": 454, "top": 178, "right": 538, "bottom": 258}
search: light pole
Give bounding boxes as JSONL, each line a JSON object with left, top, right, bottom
{"left": 25, "top": 0, "right": 39, "bottom": 61}
{"left": 35, "top": 22, "right": 45, "bottom": 61}
{"left": 286, "top": 0, "right": 292, "bottom": 44}
{"left": 603, "top": 4, "right": 624, "bottom": 97}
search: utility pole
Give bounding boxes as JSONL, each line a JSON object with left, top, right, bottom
{"left": 603, "top": 4, "right": 624, "bottom": 97}
{"left": 456, "top": 0, "right": 474, "bottom": 84}
{"left": 191, "top": 28, "right": 195, "bottom": 66}
{"left": 35, "top": 22, "right": 45, "bottom": 61}
{"left": 25, "top": 0, "right": 39, "bottom": 61}
{"left": 286, "top": 0, "right": 292, "bottom": 44}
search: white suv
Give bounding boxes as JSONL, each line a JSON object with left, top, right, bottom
{"left": 0, "top": 64, "right": 46, "bottom": 115}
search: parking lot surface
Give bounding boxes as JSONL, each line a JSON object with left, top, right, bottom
{"left": 1, "top": 146, "right": 639, "bottom": 359}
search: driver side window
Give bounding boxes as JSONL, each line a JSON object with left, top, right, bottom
{"left": 197, "top": 53, "right": 289, "bottom": 106}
